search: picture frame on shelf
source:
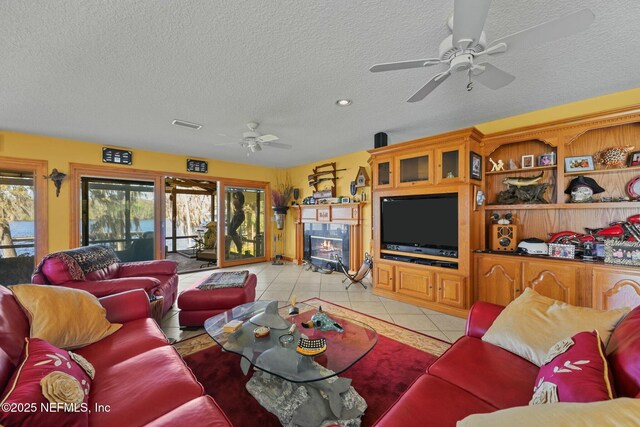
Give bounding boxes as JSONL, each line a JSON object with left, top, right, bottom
{"left": 548, "top": 243, "right": 575, "bottom": 259}
{"left": 537, "top": 152, "right": 556, "bottom": 167}
{"left": 627, "top": 151, "right": 640, "bottom": 167}
{"left": 565, "top": 155, "right": 595, "bottom": 172}
{"left": 470, "top": 151, "right": 482, "bottom": 180}
{"left": 604, "top": 240, "right": 640, "bottom": 266}
{"left": 521, "top": 155, "right": 535, "bottom": 168}
{"left": 340, "top": 197, "right": 350, "bottom": 203}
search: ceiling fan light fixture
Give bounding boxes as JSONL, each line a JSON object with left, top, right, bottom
{"left": 335, "top": 99, "right": 352, "bottom": 107}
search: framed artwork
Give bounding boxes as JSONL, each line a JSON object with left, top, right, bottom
{"left": 538, "top": 152, "right": 556, "bottom": 167}
{"left": 548, "top": 243, "right": 575, "bottom": 259}
{"left": 604, "top": 240, "right": 640, "bottom": 266}
{"left": 521, "top": 155, "right": 535, "bottom": 168}
{"left": 470, "top": 151, "right": 482, "bottom": 180}
{"left": 565, "top": 155, "right": 595, "bottom": 172}
{"left": 627, "top": 151, "right": 640, "bottom": 167}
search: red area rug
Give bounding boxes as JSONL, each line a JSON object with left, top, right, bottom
{"left": 175, "top": 299, "right": 450, "bottom": 427}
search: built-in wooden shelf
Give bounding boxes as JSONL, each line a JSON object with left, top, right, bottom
{"left": 485, "top": 165, "right": 556, "bottom": 176}
{"left": 485, "top": 202, "right": 640, "bottom": 210}
{"left": 565, "top": 166, "right": 640, "bottom": 177}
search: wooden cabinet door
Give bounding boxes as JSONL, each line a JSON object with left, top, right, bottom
{"left": 592, "top": 267, "right": 640, "bottom": 310}
{"left": 436, "top": 144, "right": 465, "bottom": 184}
{"left": 437, "top": 273, "right": 466, "bottom": 309}
{"left": 394, "top": 150, "right": 433, "bottom": 188}
{"left": 396, "top": 266, "right": 436, "bottom": 301}
{"left": 374, "top": 262, "right": 395, "bottom": 291}
{"left": 476, "top": 255, "right": 522, "bottom": 306}
{"left": 523, "top": 261, "right": 581, "bottom": 305}
{"left": 373, "top": 158, "right": 393, "bottom": 190}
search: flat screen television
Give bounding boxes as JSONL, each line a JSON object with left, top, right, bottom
{"left": 381, "top": 193, "right": 458, "bottom": 252}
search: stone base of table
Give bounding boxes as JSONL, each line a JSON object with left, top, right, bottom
{"left": 246, "top": 370, "right": 367, "bottom": 427}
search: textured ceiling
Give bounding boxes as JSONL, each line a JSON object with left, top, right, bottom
{"left": 1, "top": 1, "right": 639, "bottom": 167}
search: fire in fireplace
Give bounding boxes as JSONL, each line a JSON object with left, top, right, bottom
{"left": 303, "top": 223, "right": 350, "bottom": 270}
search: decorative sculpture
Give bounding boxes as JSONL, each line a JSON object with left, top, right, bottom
{"left": 301, "top": 306, "right": 344, "bottom": 332}
{"left": 489, "top": 158, "right": 504, "bottom": 172}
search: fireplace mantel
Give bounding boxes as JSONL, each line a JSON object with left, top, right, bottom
{"left": 292, "top": 203, "right": 364, "bottom": 271}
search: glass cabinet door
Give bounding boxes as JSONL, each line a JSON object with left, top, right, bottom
{"left": 223, "top": 186, "right": 265, "bottom": 261}
{"left": 441, "top": 150, "right": 459, "bottom": 179}
{"left": 436, "top": 145, "right": 464, "bottom": 183}
{"left": 395, "top": 151, "right": 433, "bottom": 186}
{"left": 374, "top": 159, "right": 393, "bottom": 189}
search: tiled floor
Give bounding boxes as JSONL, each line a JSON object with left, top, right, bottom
{"left": 161, "top": 262, "right": 467, "bottom": 344}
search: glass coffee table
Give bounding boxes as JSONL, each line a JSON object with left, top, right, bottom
{"left": 204, "top": 300, "right": 378, "bottom": 425}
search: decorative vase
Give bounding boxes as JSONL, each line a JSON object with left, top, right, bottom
{"left": 273, "top": 206, "right": 289, "bottom": 215}
{"left": 274, "top": 213, "right": 286, "bottom": 230}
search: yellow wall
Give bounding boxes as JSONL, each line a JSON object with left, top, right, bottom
{"left": 0, "top": 131, "right": 278, "bottom": 252}
{"left": 2, "top": 88, "right": 638, "bottom": 259}
{"left": 283, "top": 151, "right": 372, "bottom": 261}
{"left": 476, "top": 88, "right": 640, "bottom": 134}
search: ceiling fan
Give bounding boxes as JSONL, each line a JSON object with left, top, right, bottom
{"left": 369, "top": 0, "right": 595, "bottom": 102}
{"left": 215, "top": 122, "right": 292, "bottom": 156}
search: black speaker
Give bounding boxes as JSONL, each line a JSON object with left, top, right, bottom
{"left": 374, "top": 132, "right": 388, "bottom": 148}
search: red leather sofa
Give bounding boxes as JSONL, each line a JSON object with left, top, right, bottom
{"left": 0, "top": 287, "right": 232, "bottom": 426}
{"left": 32, "top": 247, "right": 179, "bottom": 315}
{"left": 375, "top": 301, "right": 640, "bottom": 426}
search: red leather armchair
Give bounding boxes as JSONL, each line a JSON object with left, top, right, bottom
{"left": 32, "top": 247, "right": 179, "bottom": 314}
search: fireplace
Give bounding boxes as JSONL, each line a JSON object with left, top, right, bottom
{"left": 304, "top": 224, "right": 350, "bottom": 270}
{"left": 293, "top": 204, "right": 364, "bottom": 273}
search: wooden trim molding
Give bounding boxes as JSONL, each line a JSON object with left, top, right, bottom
{"left": 0, "top": 156, "right": 49, "bottom": 262}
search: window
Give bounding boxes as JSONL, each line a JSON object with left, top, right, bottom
{"left": 81, "top": 177, "right": 155, "bottom": 262}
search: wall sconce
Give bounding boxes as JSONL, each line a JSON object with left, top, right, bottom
{"left": 45, "top": 168, "right": 66, "bottom": 197}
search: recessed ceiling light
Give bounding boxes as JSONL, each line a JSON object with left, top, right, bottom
{"left": 172, "top": 119, "right": 203, "bottom": 130}
{"left": 336, "top": 99, "right": 352, "bottom": 107}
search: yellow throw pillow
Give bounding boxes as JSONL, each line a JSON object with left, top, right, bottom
{"left": 482, "top": 288, "right": 629, "bottom": 366}
{"left": 457, "top": 398, "right": 640, "bottom": 427}
{"left": 10, "top": 284, "right": 122, "bottom": 350}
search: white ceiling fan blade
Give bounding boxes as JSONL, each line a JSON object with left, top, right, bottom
{"left": 473, "top": 63, "right": 515, "bottom": 89}
{"left": 487, "top": 8, "right": 594, "bottom": 55}
{"left": 261, "top": 141, "right": 292, "bottom": 150}
{"left": 256, "top": 134, "right": 279, "bottom": 143}
{"left": 453, "top": 0, "right": 492, "bottom": 49}
{"left": 407, "top": 71, "right": 451, "bottom": 103}
{"left": 370, "top": 59, "right": 442, "bottom": 73}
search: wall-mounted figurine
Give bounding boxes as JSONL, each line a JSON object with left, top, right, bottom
{"left": 44, "top": 168, "right": 66, "bottom": 197}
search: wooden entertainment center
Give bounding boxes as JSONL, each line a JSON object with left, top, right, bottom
{"left": 369, "top": 105, "right": 640, "bottom": 317}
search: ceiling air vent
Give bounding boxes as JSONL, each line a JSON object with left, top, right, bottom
{"left": 172, "top": 119, "right": 203, "bottom": 130}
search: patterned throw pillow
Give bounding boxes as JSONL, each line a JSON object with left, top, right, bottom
{"left": 0, "top": 338, "right": 94, "bottom": 426}
{"left": 530, "top": 331, "right": 614, "bottom": 405}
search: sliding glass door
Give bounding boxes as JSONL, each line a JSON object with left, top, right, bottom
{"left": 81, "top": 177, "right": 155, "bottom": 262}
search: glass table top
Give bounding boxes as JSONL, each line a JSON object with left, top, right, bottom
{"left": 204, "top": 301, "right": 378, "bottom": 383}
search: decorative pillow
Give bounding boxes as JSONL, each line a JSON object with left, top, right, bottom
{"left": 0, "top": 338, "right": 94, "bottom": 426}
{"left": 482, "top": 288, "right": 629, "bottom": 366}
{"left": 530, "top": 331, "right": 614, "bottom": 405}
{"left": 457, "top": 398, "right": 640, "bottom": 427}
{"left": 10, "top": 284, "right": 121, "bottom": 349}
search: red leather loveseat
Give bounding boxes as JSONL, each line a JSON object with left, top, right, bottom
{"left": 32, "top": 246, "right": 178, "bottom": 314}
{"left": 375, "top": 302, "right": 640, "bottom": 426}
{"left": 0, "top": 287, "right": 231, "bottom": 426}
